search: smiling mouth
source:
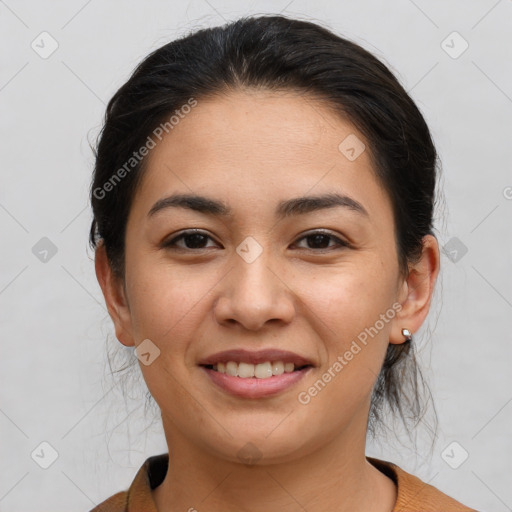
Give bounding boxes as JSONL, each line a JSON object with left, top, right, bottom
{"left": 202, "top": 361, "right": 312, "bottom": 379}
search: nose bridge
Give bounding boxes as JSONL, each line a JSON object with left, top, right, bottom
{"left": 235, "top": 245, "right": 275, "bottom": 298}
{"left": 214, "top": 237, "right": 295, "bottom": 330}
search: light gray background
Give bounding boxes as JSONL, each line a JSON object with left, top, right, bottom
{"left": 1, "top": 1, "right": 511, "bottom": 511}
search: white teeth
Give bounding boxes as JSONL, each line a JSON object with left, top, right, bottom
{"left": 213, "top": 360, "right": 301, "bottom": 379}
{"left": 272, "top": 361, "right": 284, "bottom": 375}
{"left": 226, "top": 361, "right": 238, "bottom": 376}
{"left": 284, "top": 362, "right": 294, "bottom": 373}
{"left": 238, "top": 362, "right": 255, "bottom": 378}
{"left": 254, "top": 362, "right": 273, "bottom": 379}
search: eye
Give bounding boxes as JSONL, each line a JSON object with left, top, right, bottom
{"left": 162, "top": 229, "right": 350, "bottom": 252}
{"left": 292, "top": 230, "right": 350, "bottom": 251}
{"left": 163, "top": 229, "right": 220, "bottom": 250}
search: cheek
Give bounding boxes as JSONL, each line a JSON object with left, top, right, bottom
{"left": 292, "top": 266, "right": 395, "bottom": 420}
{"left": 293, "top": 259, "right": 396, "bottom": 341}
{"left": 124, "top": 254, "right": 213, "bottom": 346}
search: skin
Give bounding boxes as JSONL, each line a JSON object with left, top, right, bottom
{"left": 95, "top": 88, "right": 440, "bottom": 512}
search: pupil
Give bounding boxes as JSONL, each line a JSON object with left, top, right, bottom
{"left": 185, "top": 233, "right": 207, "bottom": 248}
{"left": 308, "top": 234, "right": 329, "bottom": 249}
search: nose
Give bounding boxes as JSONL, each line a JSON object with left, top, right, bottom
{"left": 213, "top": 248, "right": 296, "bottom": 331}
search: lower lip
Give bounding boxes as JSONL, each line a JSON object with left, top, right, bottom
{"left": 201, "top": 366, "right": 312, "bottom": 399}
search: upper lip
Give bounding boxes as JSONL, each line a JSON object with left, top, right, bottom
{"left": 198, "top": 349, "right": 314, "bottom": 367}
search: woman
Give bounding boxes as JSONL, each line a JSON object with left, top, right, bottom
{"left": 89, "top": 14, "right": 479, "bottom": 512}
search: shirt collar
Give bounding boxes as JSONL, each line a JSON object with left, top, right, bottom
{"left": 126, "top": 453, "right": 168, "bottom": 511}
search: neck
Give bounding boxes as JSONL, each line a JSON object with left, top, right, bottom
{"left": 152, "top": 416, "right": 397, "bottom": 512}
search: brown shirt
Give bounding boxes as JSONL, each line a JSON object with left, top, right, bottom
{"left": 90, "top": 453, "right": 479, "bottom": 511}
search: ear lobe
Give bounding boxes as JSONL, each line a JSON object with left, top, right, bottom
{"left": 389, "top": 234, "right": 440, "bottom": 345}
{"left": 95, "top": 241, "right": 135, "bottom": 347}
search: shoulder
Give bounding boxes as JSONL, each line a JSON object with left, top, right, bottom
{"left": 367, "top": 456, "right": 481, "bottom": 512}
{"left": 89, "top": 491, "right": 128, "bottom": 512}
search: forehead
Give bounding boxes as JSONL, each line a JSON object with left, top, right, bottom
{"left": 130, "top": 89, "right": 393, "bottom": 223}
{"left": 149, "top": 89, "right": 360, "bottom": 168}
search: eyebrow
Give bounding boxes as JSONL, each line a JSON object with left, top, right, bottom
{"left": 147, "top": 192, "right": 369, "bottom": 219}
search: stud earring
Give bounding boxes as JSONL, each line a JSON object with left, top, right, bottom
{"left": 401, "top": 328, "right": 412, "bottom": 342}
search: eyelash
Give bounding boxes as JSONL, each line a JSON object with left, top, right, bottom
{"left": 162, "top": 229, "right": 350, "bottom": 252}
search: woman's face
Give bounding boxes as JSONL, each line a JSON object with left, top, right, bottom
{"left": 102, "top": 89, "right": 426, "bottom": 464}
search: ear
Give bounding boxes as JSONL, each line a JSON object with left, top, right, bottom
{"left": 389, "top": 234, "right": 440, "bottom": 345}
{"left": 95, "top": 241, "right": 135, "bottom": 347}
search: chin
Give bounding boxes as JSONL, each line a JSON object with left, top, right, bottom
{"left": 198, "top": 426, "right": 316, "bottom": 466}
